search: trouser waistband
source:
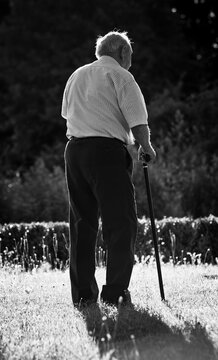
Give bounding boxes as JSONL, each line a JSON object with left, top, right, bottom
{"left": 69, "top": 136, "right": 126, "bottom": 146}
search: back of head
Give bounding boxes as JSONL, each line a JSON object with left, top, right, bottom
{"left": 95, "top": 31, "right": 132, "bottom": 59}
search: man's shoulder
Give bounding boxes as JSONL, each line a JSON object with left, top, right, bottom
{"left": 115, "top": 66, "right": 134, "bottom": 83}
{"left": 65, "top": 62, "right": 93, "bottom": 84}
{"left": 74, "top": 62, "right": 93, "bottom": 74}
{"left": 93, "top": 59, "right": 135, "bottom": 84}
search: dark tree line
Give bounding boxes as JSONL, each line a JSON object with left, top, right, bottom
{"left": 0, "top": 0, "right": 218, "bottom": 222}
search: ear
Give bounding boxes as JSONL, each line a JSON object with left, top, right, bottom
{"left": 120, "top": 45, "right": 128, "bottom": 59}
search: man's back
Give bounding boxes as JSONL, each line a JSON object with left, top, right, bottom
{"left": 62, "top": 56, "right": 148, "bottom": 144}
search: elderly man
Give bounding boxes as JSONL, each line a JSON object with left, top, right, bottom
{"left": 62, "top": 31, "right": 156, "bottom": 306}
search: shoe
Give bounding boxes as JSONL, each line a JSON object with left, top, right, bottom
{"left": 100, "top": 285, "right": 132, "bottom": 307}
{"left": 74, "top": 298, "right": 97, "bottom": 309}
{"left": 73, "top": 287, "right": 98, "bottom": 308}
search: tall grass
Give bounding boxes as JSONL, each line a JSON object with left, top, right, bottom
{"left": 1, "top": 261, "right": 218, "bottom": 359}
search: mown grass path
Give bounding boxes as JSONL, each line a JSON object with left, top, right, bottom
{"left": 0, "top": 263, "right": 218, "bottom": 359}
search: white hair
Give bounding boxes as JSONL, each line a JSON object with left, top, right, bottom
{"left": 95, "top": 31, "right": 132, "bottom": 59}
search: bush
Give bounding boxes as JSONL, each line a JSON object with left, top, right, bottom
{"left": 0, "top": 216, "right": 217, "bottom": 269}
{"left": 133, "top": 107, "right": 218, "bottom": 219}
{"left": 0, "top": 158, "right": 68, "bottom": 223}
{"left": 0, "top": 222, "right": 69, "bottom": 270}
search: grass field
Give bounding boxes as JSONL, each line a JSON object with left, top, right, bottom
{"left": 1, "top": 262, "right": 218, "bottom": 360}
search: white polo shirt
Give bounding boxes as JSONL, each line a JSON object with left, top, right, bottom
{"left": 61, "top": 56, "right": 148, "bottom": 145}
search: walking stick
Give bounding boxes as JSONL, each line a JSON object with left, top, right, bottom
{"left": 142, "top": 154, "right": 165, "bottom": 301}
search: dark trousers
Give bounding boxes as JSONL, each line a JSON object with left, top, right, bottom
{"left": 64, "top": 137, "right": 138, "bottom": 304}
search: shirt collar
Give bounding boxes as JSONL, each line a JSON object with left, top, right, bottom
{"left": 98, "top": 55, "right": 121, "bottom": 67}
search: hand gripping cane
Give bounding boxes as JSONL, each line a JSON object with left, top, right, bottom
{"left": 142, "top": 154, "right": 165, "bottom": 301}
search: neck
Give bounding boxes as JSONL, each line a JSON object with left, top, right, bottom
{"left": 109, "top": 54, "right": 122, "bottom": 66}
{"left": 101, "top": 52, "right": 122, "bottom": 67}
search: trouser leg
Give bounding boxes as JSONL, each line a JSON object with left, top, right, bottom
{"left": 68, "top": 205, "right": 99, "bottom": 304}
{"left": 95, "top": 144, "right": 138, "bottom": 303}
{"left": 65, "top": 141, "right": 99, "bottom": 304}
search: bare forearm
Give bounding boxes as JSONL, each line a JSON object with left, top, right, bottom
{"left": 131, "top": 124, "right": 151, "bottom": 150}
{"left": 131, "top": 124, "right": 156, "bottom": 162}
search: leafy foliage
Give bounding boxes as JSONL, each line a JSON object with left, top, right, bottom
{"left": 134, "top": 91, "right": 218, "bottom": 219}
{"left": 0, "top": 158, "right": 68, "bottom": 223}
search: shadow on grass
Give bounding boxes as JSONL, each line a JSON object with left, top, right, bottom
{"left": 80, "top": 303, "right": 218, "bottom": 360}
{"left": 0, "top": 334, "right": 7, "bottom": 360}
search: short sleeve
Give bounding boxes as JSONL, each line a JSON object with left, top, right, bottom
{"left": 61, "top": 88, "right": 68, "bottom": 119}
{"left": 118, "top": 80, "right": 148, "bottom": 128}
